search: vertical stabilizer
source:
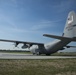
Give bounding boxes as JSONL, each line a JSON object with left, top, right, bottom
{"left": 63, "top": 11, "right": 76, "bottom": 38}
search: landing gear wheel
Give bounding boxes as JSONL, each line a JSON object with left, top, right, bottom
{"left": 33, "top": 53, "right": 36, "bottom": 55}
{"left": 33, "top": 52, "right": 41, "bottom": 55}
{"left": 36, "top": 52, "right": 41, "bottom": 55}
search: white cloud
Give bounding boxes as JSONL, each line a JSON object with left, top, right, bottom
{"left": 0, "top": 11, "right": 62, "bottom": 34}
{"left": 0, "top": 13, "right": 17, "bottom": 28}
{"left": 31, "top": 19, "right": 63, "bottom": 31}
{"left": 2, "top": 18, "right": 63, "bottom": 34}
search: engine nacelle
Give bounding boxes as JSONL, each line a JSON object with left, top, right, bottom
{"left": 22, "top": 44, "right": 28, "bottom": 49}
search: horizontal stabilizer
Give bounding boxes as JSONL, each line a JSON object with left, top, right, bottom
{"left": 66, "top": 46, "right": 76, "bottom": 48}
{"left": 43, "top": 34, "right": 72, "bottom": 40}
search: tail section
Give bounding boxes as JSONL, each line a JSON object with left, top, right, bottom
{"left": 43, "top": 11, "right": 76, "bottom": 41}
{"left": 63, "top": 11, "right": 76, "bottom": 38}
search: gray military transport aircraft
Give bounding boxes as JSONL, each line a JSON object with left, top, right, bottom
{"left": 0, "top": 11, "right": 76, "bottom": 55}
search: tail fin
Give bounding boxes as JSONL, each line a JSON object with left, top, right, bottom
{"left": 63, "top": 11, "right": 76, "bottom": 38}
{"left": 43, "top": 11, "right": 76, "bottom": 41}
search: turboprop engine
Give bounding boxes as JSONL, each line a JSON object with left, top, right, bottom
{"left": 22, "top": 44, "right": 29, "bottom": 49}
{"left": 22, "top": 44, "right": 33, "bottom": 49}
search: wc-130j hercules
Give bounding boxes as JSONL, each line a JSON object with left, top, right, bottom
{"left": 0, "top": 11, "right": 76, "bottom": 55}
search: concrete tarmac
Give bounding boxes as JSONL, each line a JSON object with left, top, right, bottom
{"left": 0, "top": 52, "right": 76, "bottom": 59}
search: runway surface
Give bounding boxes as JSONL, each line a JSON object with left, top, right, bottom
{"left": 0, "top": 52, "right": 76, "bottom": 59}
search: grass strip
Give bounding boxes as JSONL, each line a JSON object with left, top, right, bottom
{"left": 0, "top": 59, "right": 76, "bottom": 75}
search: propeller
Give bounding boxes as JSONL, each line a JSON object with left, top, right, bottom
{"left": 12, "top": 42, "right": 19, "bottom": 48}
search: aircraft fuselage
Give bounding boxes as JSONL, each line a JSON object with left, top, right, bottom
{"left": 30, "top": 39, "right": 71, "bottom": 55}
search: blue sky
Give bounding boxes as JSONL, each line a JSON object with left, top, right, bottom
{"left": 0, "top": 0, "right": 76, "bottom": 51}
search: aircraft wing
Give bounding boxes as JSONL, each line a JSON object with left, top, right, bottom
{"left": 43, "top": 34, "right": 72, "bottom": 40}
{"left": 0, "top": 39, "right": 44, "bottom": 47}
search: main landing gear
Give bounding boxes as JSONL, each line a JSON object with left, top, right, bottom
{"left": 33, "top": 52, "right": 41, "bottom": 55}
